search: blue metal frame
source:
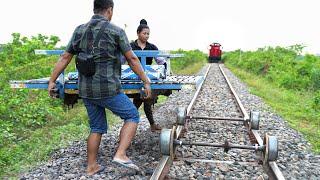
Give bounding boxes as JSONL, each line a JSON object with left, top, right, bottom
{"left": 34, "top": 50, "right": 183, "bottom": 57}
{"left": 11, "top": 50, "right": 198, "bottom": 99}
{"left": 34, "top": 49, "right": 183, "bottom": 70}
{"left": 10, "top": 79, "right": 186, "bottom": 90}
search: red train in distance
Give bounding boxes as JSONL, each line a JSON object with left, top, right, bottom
{"left": 208, "top": 43, "right": 222, "bottom": 63}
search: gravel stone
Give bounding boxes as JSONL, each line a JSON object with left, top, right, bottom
{"left": 18, "top": 64, "right": 320, "bottom": 179}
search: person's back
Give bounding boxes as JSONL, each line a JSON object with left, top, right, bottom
{"left": 48, "top": 0, "right": 152, "bottom": 175}
{"left": 68, "top": 15, "right": 131, "bottom": 98}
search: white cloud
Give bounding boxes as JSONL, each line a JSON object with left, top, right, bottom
{"left": 0, "top": 0, "right": 319, "bottom": 53}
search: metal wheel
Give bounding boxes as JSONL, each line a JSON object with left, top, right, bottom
{"left": 160, "top": 129, "right": 171, "bottom": 156}
{"left": 176, "top": 107, "right": 187, "bottom": 125}
{"left": 160, "top": 126, "right": 177, "bottom": 158}
{"left": 250, "top": 111, "right": 260, "bottom": 130}
{"left": 263, "top": 134, "right": 278, "bottom": 163}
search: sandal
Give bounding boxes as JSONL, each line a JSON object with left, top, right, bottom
{"left": 112, "top": 158, "right": 140, "bottom": 171}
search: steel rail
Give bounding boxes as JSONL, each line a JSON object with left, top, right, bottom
{"left": 219, "top": 64, "right": 285, "bottom": 180}
{"left": 186, "top": 64, "right": 212, "bottom": 115}
{"left": 150, "top": 156, "right": 172, "bottom": 180}
{"left": 251, "top": 130, "right": 264, "bottom": 146}
{"left": 150, "top": 65, "right": 211, "bottom": 180}
{"left": 218, "top": 64, "right": 249, "bottom": 120}
{"left": 267, "top": 162, "right": 286, "bottom": 180}
{"left": 151, "top": 64, "right": 285, "bottom": 179}
{"left": 175, "top": 125, "right": 184, "bottom": 139}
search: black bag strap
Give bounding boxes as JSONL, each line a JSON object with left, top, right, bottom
{"left": 92, "top": 21, "right": 109, "bottom": 53}
{"left": 78, "top": 20, "right": 109, "bottom": 54}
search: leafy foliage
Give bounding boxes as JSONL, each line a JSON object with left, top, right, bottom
{"left": 0, "top": 33, "right": 68, "bottom": 175}
{"left": 0, "top": 33, "right": 99, "bottom": 178}
{"left": 314, "top": 91, "right": 320, "bottom": 111}
{"left": 1, "top": 33, "right": 211, "bottom": 177}
{"left": 0, "top": 33, "right": 62, "bottom": 145}
{"left": 224, "top": 45, "right": 320, "bottom": 92}
{"left": 224, "top": 45, "right": 320, "bottom": 153}
{"left": 0, "top": 33, "right": 59, "bottom": 64}
{"left": 170, "top": 49, "right": 207, "bottom": 74}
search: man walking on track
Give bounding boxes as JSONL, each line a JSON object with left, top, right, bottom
{"left": 48, "top": 0, "right": 151, "bottom": 175}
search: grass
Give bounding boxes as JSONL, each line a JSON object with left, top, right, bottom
{"left": 1, "top": 51, "right": 207, "bottom": 178}
{"left": 157, "top": 95, "right": 168, "bottom": 104}
{"left": 0, "top": 102, "right": 121, "bottom": 178}
{"left": 225, "top": 64, "right": 320, "bottom": 154}
{"left": 171, "top": 59, "right": 207, "bottom": 75}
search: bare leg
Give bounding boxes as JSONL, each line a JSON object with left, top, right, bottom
{"left": 114, "top": 122, "right": 138, "bottom": 161}
{"left": 86, "top": 133, "right": 102, "bottom": 175}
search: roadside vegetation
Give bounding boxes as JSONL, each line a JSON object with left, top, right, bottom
{"left": 0, "top": 33, "right": 206, "bottom": 177}
{"left": 224, "top": 45, "right": 320, "bottom": 153}
{"left": 3, "top": 32, "right": 317, "bottom": 178}
{"left": 0, "top": 33, "right": 122, "bottom": 177}
{"left": 171, "top": 49, "right": 207, "bottom": 75}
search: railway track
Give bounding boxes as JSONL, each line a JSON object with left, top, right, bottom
{"left": 20, "top": 63, "right": 320, "bottom": 179}
{"left": 151, "top": 64, "right": 285, "bottom": 179}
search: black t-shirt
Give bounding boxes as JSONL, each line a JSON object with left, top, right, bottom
{"left": 130, "top": 40, "right": 158, "bottom": 65}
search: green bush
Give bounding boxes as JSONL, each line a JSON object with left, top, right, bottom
{"left": 170, "top": 49, "right": 207, "bottom": 74}
{"left": 224, "top": 45, "right": 320, "bottom": 153}
{"left": 314, "top": 91, "right": 320, "bottom": 111}
{"left": 224, "top": 45, "right": 320, "bottom": 92}
{"left": 0, "top": 33, "right": 90, "bottom": 177}
{"left": 0, "top": 33, "right": 62, "bottom": 148}
{"left": 0, "top": 33, "right": 59, "bottom": 65}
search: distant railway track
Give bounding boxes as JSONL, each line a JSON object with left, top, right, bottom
{"left": 151, "top": 64, "right": 285, "bottom": 180}
{"left": 22, "top": 63, "right": 319, "bottom": 179}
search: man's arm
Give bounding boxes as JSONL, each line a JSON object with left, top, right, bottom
{"left": 48, "top": 52, "right": 73, "bottom": 97}
{"left": 123, "top": 50, "right": 152, "bottom": 99}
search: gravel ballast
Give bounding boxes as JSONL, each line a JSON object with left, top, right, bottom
{"left": 20, "top": 64, "right": 319, "bottom": 179}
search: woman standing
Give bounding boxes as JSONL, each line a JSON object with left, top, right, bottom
{"left": 130, "top": 19, "right": 166, "bottom": 132}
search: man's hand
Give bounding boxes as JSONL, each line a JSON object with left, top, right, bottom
{"left": 47, "top": 52, "right": 73, "bottom": 98}
{"left": 143, "top": 82, "right": 152, "bottom": 99}
{"left": 48, "top": 81, "right": 58, "bottom": 98}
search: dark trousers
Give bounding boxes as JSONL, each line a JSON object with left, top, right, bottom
{"left": 133, "top": 94, "right": 156, "bottom": 125}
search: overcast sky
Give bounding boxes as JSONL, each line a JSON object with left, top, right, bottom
{"left": 0, "top": 0, "right": 319, "bottom": 53}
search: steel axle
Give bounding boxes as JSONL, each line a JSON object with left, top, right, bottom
{"left": 160, "top": 128, "right": 278, "bottom": 162}
{"left": 173, "top": 140, "right": 264, "bottom": 152}
{"left": 176, "top": 108, "right": 260, "bottom": 131}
